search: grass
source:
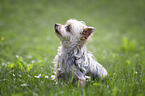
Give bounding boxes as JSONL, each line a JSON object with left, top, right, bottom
{"left": 0, "top": 0, "right": 145, "bottom": 95}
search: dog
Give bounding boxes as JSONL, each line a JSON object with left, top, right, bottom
{"left": 53, "top": 19, "right": 107, "bottom": 86}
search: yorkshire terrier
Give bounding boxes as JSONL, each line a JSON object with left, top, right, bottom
{"left": 53, "top": 19, "right": 107, "bottom": 86}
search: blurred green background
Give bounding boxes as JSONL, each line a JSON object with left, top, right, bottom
{"left": 0, "top": 0, "right": 144, "bottom": 61}
{"left": 0, "top": 0, "right": 145, "bottom": 95}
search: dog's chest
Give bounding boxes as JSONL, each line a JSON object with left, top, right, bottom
{"left": 58, "top": 46, "right": 89, "bottom": 73}
{"left": 59, "top": 50, "right": 76, "bottom": 67}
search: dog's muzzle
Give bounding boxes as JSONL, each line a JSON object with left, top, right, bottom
{"left": 54, "top": 24, "right": 61, "bottom": 35}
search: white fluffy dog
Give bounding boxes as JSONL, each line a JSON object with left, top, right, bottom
{"left": 53, "top": 19, "right": 107, "bottom": 85}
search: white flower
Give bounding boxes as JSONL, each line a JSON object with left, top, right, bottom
{"left": 50, "top": 75, "right": 55, "bottom": 80}
{"left": 34, "top": 74, "right": 41, "bottom": 78}
{"left": 45, "top": 76, "right": 49, "bottom": 78}
{"left": 135, "top": 72, "right": 138, "bottom": 74}
{"left": 13, "top": 74, "right": 15, "bottom": 77}
{"left": 53, "top": 71, "right": 56, "bottom": 74}
{"left": 16, "top": 55, "right": 19, "bottom": 58}
{"left": 32, "top": 60, "right": 35, "bottom": 64}
{"left": 2, "top": 62, "right": 5, "bottom": 66}
{"left": 27, "top": 55, "right": 32, "bottom": 59}
{"left": 34, "top": 76, "right": 39, "bottom": 78}
{"left": 7, "top": 61, "right": 11, "bottom": 65}
{"left": 38, "top": 60, "right": 42, "bottom": 63}
{"left": 34, "top": 76, "right": 40, "bottom": 78}
{"left": 21, "top": 84, "right": 27, "bottom": 86}
{"left": 38, "top": 74, "right": 41, "bottom": 77}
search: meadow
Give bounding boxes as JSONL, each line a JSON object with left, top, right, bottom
{"left": 0, "top": 0, "right": 145, "bottom": 95}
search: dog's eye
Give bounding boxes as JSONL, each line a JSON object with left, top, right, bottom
{"left": 65, "top": 25, "right": 71, "bottom": 32}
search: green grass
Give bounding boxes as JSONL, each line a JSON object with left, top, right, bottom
{"left": 0, "top": 0, "right": 145, "bottom": 95}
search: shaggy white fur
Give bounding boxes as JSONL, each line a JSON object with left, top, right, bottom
{"left": 53, "top": 19, "right": 107, "bottom": 85}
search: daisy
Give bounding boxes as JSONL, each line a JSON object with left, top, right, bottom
{"left": 45, "top": 76, "right": 49, "bottom": 78}
{"left": 50, "top": 75, "right": 55, "bottom": 80}
{"left": 34, "top": 74, "right": 41, "bottom": 78}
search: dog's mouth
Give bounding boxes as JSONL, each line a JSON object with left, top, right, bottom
{"left": 54, "top": 24, "right": 61, "bottom": 36}
{"left": 55, "top": 28, "right": 61, "bottom": 35}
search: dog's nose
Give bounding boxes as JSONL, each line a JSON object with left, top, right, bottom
{"left": 54, "top": 24, "right": 59, "bottom": 27}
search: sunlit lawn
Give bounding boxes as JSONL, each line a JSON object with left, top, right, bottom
{"left": 0, "top": 0, "right": 145, "bottom": 96}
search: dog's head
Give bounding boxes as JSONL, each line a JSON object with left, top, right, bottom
{"left": 54, "top": 19, "right": 95, "bottom": 46}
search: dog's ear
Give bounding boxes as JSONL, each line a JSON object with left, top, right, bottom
{"left": 80, "top": 27, "right": 96, "bottom": 40}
